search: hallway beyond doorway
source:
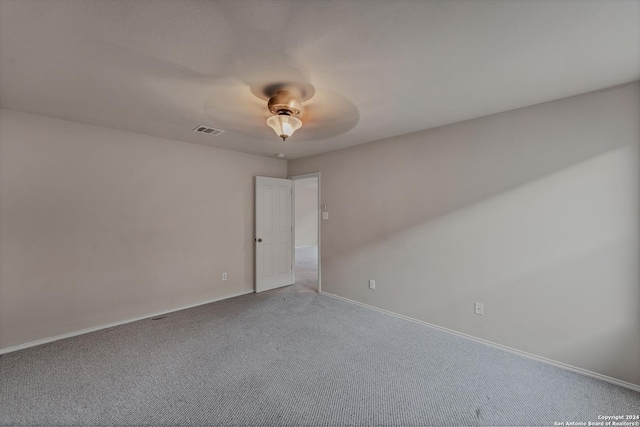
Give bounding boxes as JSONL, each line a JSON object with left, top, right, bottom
{"left": 295, "top": 246, "right": 318, "bottom": 291}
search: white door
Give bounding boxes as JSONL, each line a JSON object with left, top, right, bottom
{"left": 255, "top": 176, "right": 293, "bottom": 292}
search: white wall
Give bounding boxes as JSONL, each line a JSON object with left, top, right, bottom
{"left": 0, "top": 109, "right": 286, "bottom": 349}
{"left": 295, "top": 179, "right": 318, "bottom": 247}
{"left": 288, "top": 82, "right": 640, "bottom": 386}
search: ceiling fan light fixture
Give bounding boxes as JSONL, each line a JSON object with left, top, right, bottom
{"left": 266, "top": 114, "right": 302, "bottom": 141}
{"left": 265, "top": 90, "right": 304, "bottom": 141}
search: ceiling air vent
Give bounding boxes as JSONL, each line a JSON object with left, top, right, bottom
{"left": 193, "top": 125, "right": 224, "bottom": 136}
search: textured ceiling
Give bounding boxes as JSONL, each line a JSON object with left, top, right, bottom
{"left": 1, "top": 0, "right": 639, "bottom": 159}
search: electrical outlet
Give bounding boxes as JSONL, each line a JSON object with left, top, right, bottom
{"left": 474, "top": 302, "right": 483, "bottom": 315}
{"left": 369, "top": 280, "right": 375, "bottom": 290}
{"left": 222, "top": 272, "right": 227, "bottom": 281}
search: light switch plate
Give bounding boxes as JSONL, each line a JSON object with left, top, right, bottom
{"left": 322, "top": 212, "right": 329, "bottom": 220}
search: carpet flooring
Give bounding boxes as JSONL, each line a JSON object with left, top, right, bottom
{"left": 1, "top": 284, "right": 638, "bottom": 426}
{"left": 295, "top": 246, "right": 318, "bottom": 291}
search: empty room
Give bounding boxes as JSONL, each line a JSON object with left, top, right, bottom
{"left": 1, "top": 1, "right": 639, "bottom": 426}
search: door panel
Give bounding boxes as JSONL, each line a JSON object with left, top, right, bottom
{"left": 256, "top": 176, "right": 292, "bottom": 292}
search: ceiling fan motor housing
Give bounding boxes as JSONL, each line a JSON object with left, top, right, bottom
{"left": 268, "top": 91, "right": 303, "bottom": 118}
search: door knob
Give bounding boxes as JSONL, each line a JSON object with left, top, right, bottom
{"left": 256, "top": 238, "right": 262, "bottom": 242}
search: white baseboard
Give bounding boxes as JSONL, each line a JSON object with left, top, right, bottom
{"left": 319, "top": 290, "right": 640, "bottom": 393}
{"left": 0, "top": 290, "right": 254, "bottom": 355}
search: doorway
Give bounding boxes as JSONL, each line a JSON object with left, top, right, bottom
{"left": 291, "top": 173, "right": 320, "bottom": 292}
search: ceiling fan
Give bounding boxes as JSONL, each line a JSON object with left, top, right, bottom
{"left": 265, "top": 92, "right": 303, "bottom": 141}
{"left": 260, "top": 83, "right": 312, "bottom": 141}
{"left": 202, "top": 73, "right": 359, "bottom": 143}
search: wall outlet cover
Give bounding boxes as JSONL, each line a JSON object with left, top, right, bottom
{"left": 474, "top": 302, "right": 483, "bottom": 315}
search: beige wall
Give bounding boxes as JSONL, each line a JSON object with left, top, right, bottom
{"left": 295, "top": 179, "right": 318, "bottom": 247}
{"left": 289, "top": 82, "right": 640, "bottom": 386}
{"left": 0, "top": 109, "right": 286, "bottom": 349}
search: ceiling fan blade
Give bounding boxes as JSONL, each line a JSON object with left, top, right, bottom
{"left": 202, "top": 78, "right": 274, "bottom": 138}
{"left": 296, "top": 90, "right": 360, "bottom": 140}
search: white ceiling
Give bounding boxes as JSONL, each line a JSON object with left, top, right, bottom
{"left": 1, "top": 0, "right": 639, "bottom": 160}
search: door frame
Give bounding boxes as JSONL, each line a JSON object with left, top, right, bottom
{"left": 289, "top": 172, "right": 321, "bottom": 293}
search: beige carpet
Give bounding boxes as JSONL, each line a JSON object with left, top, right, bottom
{"left": 1, "top": 282, "right": 638, "bottom": 426}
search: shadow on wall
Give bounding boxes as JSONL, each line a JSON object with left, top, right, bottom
{"left": 325, "top": 144, "right": 640, "bottom": 385}
{"left": 287, "top": 83, "right": 640, "bottom": 385}
{"left": 321, "top": 86, "right": 640, "bottom": 265}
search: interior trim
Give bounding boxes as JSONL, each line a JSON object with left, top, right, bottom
{"left": 0, "top": 290, "right": 254, "bottom": 355}
{"left": 319, "top": 290, "right": 640, "bottom": 393}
